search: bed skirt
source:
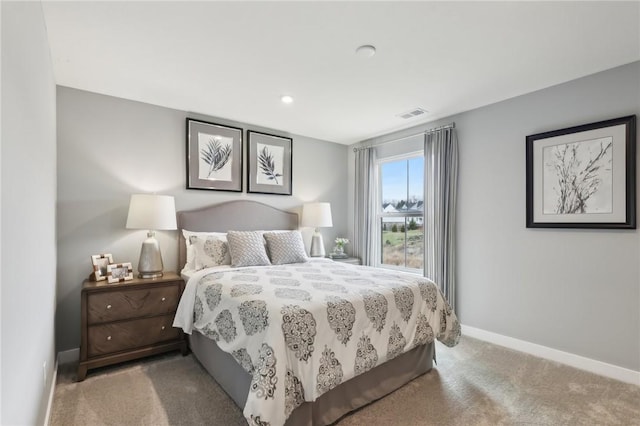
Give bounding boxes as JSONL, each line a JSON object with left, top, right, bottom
{"left": 189, "top": 330, "right": 435, "bottom": 425}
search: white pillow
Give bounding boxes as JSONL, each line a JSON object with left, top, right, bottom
{"left": 182, "top": 230, "right": 227, "bottom": 272}
{"left": 264, "top": 231, "right": 308, "bottom": 265}
{"left": 227, "top": 231, "right": 271, "bottom": 267}
{"left": 192, "top": 235, "right": 231, "bottom": 270}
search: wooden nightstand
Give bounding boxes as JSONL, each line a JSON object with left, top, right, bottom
{"left": 328, "top": 256, "right": 362, "bottom": 265}
{"left": 77, "top": 272, "right": 187, "bottom": 381}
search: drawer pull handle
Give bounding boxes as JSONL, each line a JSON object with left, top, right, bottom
{"left": 107, "top": 336, "right": 112, "bottom": 341}
{"left": 161, "top": 326, "right": 166, "bottom": 331}
{"left": 161, "top": 297, "right": 166, "bottom": 302}
{"left": 106, "top": 304, "right": 112, "bottom": 309}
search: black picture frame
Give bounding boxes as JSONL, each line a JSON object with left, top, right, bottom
{"left": 526, "top": 115, "right": 636, "bottom": 229}
{"left": 247, "top": 130, "right": 293, "bottom": 195}
{"left": 186, "top": 118, "right": 243, "bottom": 192}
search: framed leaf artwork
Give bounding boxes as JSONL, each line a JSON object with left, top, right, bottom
{"left": 247, "top": 130, "right": 293, "bottom": 195}
{"left": 186, "top": 118, "right": 243, "bottom": 192}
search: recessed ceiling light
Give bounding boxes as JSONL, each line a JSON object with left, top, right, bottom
{"left": 281, "top": 95, "right": 294, "bottom": 104}
{"left": 356, "top": 45, "right": 376, "bottom": 58}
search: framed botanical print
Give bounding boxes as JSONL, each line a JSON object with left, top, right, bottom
{"left": 526, "top": 115, "right": 636, "bottom": 229}
{"left": 186, "top": 118, "right": 243, "bottom": 192}
{"left": 247, "top": 130, "right": 293, "bottom": 195}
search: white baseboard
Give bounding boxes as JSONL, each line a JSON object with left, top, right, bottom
{"left": 43, "top": 358, "right": 58, "bottom": 426}
{"left": 462, "top": 324, "right": 639, "bottom": 386}
{"left": 57, "top": 348, "right": 79, "bottom": 365}
{"left": 44, "top": 348, "right": 79, "bottom": 425}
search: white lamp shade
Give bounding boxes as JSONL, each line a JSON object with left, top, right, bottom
{"left": 301, "top": 202, "right": 333, "bottom": 228}
{"left": 126, "top": 194, "right": 177, "bottom": 230}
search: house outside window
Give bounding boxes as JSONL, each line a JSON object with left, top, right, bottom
{"left": 378, "top": 153, "right": 424, "bottom": 273}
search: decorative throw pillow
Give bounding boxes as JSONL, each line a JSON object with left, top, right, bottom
{"left": 264, "top": 231, "right": 308, "bottom": 265}
{"left": 227, "top": 231, "right": 271, "bottom": 267}
{"left": 182, "top": 230, "right": 229, "bottom": 271}
{"left": 182, "top": 230, "right": 197, "bottom": 272}
{"left": 191, "top": 234, "right": 231, "bottom": 270}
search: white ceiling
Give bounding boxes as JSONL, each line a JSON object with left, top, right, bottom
{"left": 42, "top": 1, "right": 640, "bottom": 145}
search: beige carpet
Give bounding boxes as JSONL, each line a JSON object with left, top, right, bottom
{"left": 50, "top": 336, "right": 640, "bottom": 425}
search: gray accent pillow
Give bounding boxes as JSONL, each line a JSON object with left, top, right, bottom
{"left": 227, "top": 231, "right": 271, "bottom": 267}
{"left": 264, "top": 231, "right": 308, "bottom": 265}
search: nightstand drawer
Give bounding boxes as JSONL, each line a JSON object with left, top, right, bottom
{"left": 87, "top": 314, "right": 180, "bottom": 357}
{"left": 87, "top": 284, "right": 180, "bottom": 324}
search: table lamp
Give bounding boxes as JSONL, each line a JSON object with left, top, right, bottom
{"left": 301, "top": 202, "right": 333, "bottom": 257}
{"left": 126, "top": 194, "right": 177, "bottom": 278}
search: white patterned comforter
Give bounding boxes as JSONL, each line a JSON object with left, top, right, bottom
{"left": 174, "top": 259, "right": 460, "bottom": 426}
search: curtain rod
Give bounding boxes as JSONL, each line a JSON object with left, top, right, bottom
{"left": 353, "top": 122, "right": 455, "bottom": 152}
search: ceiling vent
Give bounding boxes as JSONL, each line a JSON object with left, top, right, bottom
{"left": 397, "top": 108, "right": 428, "bottom": 120}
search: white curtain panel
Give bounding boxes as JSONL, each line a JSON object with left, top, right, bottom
{"left": 353, "top": 147, "right": 378, "bottom": 266}
{"left": 424, "top": 128, "right": 458, "bottom": 310}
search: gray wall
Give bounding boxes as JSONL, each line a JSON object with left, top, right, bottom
{"left": 1, "top": 2, "right": 58, "bottom": 424}
{"left": 56, "top": 87, "right": 348, "bottom": 351}
{"left": 349, "top": 61, "right": 640, "bottom": 371}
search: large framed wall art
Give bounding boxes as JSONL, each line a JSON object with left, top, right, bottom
{"left": 247, "top": 130, "right": 293, "bottom": 195}
{"left": 526, "top": 115, "right": 636, "bottom": 229}
{"left": 186, "top": 118, "right": 243, "bottom": 192}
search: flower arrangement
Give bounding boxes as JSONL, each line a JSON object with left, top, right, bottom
{"left": 335, "top": 237, "right": 349, "bottom": 248}
{"left": 333, "top": 238, "right": 349, "bottom": 256}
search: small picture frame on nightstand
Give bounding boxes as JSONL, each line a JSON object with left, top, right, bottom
{"left": 91, "top": 253, "right": 114, "bottom": 281}
{"left": 106, "top": 263, "right": 134, "bottom": 284}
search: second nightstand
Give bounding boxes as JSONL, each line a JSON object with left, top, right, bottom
{"left": 328, "top": 256, "right": 362, "bottom": 265}
{"left": 77, "top": 272, "right": 187, "bottom": 381}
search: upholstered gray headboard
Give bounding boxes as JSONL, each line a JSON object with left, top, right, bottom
{"left": 176, "top": 200, "right": 299, "bottom": 268}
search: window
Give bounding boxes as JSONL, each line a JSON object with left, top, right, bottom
{"left": 378, "top": 154, "right": 424, "bottom": 272}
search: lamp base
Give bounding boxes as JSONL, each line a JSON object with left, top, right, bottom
{"left": 137, "top": 231, "right": 164, "bottom": 279}
{"left": 309, "top": 232, "right": 326, "bottom": 257}
{"left": 138, "top": 271, "right": 164, "bottom": 279}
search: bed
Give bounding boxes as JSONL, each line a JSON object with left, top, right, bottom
{"left": 173, "top": 200, "right": 460, "bottom": 426}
